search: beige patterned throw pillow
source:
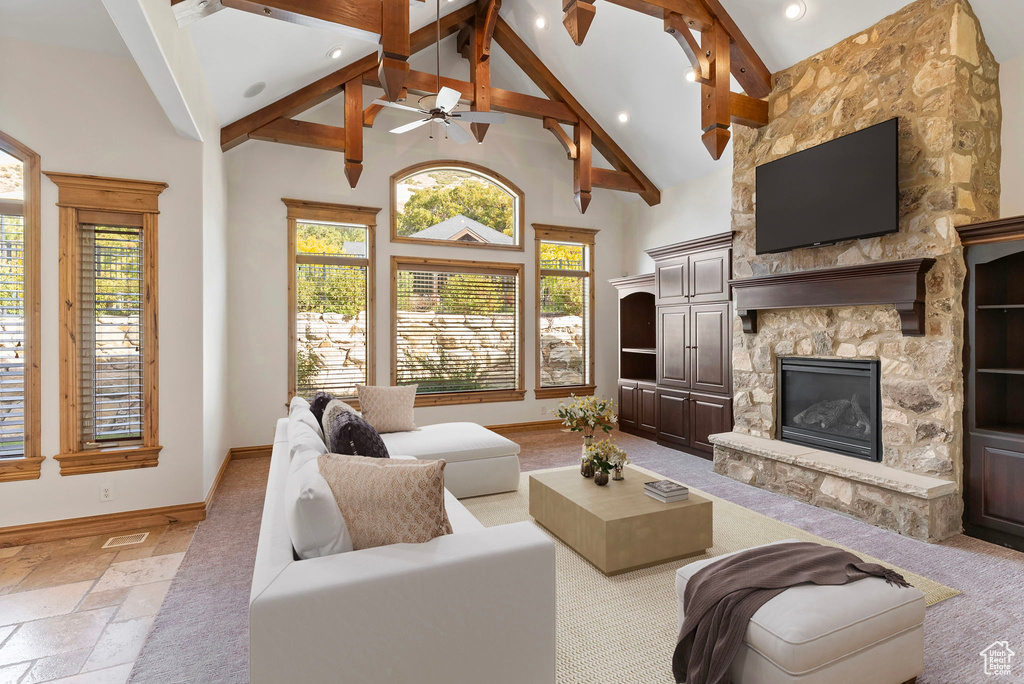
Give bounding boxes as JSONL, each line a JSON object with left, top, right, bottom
{"left": 356, "top": 384, "right": 418, "bottom": 433}
{"left": 317, "top": 454, "right": 452, "bottom": 550}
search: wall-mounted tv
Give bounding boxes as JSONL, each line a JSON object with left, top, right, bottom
{"left": 755, "top": 118, "right": 899, "bottom": 255}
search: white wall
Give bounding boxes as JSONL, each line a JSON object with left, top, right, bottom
{"left": 224, "top": 105, "right": 632, "bottom": 448}
{"left": 0, "top": 37, "right": 213, "bottom": 527}
{"left": 622, "top": 164, "right": 733, "bottom": 275}
{"left": 1001, "top": 53, "right": 1023, "bottom": 217}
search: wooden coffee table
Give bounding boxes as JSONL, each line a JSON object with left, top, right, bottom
{"left": 528, "top": 466, "right": 713, "bottom": 575}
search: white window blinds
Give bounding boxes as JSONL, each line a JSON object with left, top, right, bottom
{"left": 395, "top": 262, "right": 520, "bottom": 394}
{"left": 0, "top": 211, "right": 26, "bottom": 457}
{"left": 539, "top": 240, "right": 591, "bottom": 388}
{"left": 80, "top": 224, "right": 145, "bottom": 445}
{"left": 294, "top": 221, "right": 369, "bottom": 398}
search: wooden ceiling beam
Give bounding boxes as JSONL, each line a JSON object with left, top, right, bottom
{"left": 470, "top": 1, "right": 497, "bottom": 143}
{"left": 378, "top": 0, "right": 411, "bottom": 102}
{"left": 345, "top": 76, "right": 364, "bottom": 188}
{"left": 729, "top": 92, "right": 769, "bottom": 128}
{"left": 574, "top": 123, "right": 593, "bottom": 214}
{"left": 562, "top": 0, "right": 596, "bottom": 46}
{"left": 543, "top": 118, "right": 577, "bottom": 160}
{"left": 249, "top": 119, "right": 346, "bottom": 152}
{"left": 701, "top": 21, "right": 731, "bottom": 160}
{"left": 664, "top": 12, "right": 709, "bottom": 82}
{"left": 477, "top": 0, "right": 502, "bottom": 60}
{"left": 592, "top": 167, "right": 643, "bottom": 192}
{"left": 410, "top": 4, "right": 476, "bottom": 53}
{"left": 493, "top": 17, "right": 659, "bottom": 206}
{"left": 220, "top": 0, "right": 381, "bottom": 36}
{"left": 698, "top": 0, "right": 771, "bottom": 98}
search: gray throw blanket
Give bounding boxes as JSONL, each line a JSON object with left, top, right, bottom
{"left": 673, "top": 541, "right": 912, "bottom": 684}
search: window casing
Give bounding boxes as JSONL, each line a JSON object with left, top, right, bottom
{"left": 285, "top": 199, "right": 380, "bottom": 403}
{"left": 392, "top": 256, "right": 525, "bottom": 406}
{"left": 48, "top": 173, "right": 165, "bottom": 476}
{"left": 390, "top": 161, "right": 525, "bottom": 252}
{"left": 534, "top": 225, "right": 597, "bottom": 399}
{"left": 0, "top": 131, "right": 41, "bottom": 483}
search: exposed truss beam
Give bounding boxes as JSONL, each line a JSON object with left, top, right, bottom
{"left": 379, "top": 0, "right": 411, "bottom": 101}
{"left": 250, "top": 119, "right": 346, "bottom": 152}
{"left": 543, "top": 118, "right": 577, "bottom": 160}
{"left": 701, "top": 21, "right": 731, "bottom": 160}
{"left": 470, "top": 1, "right": 499, "bottom": 143}
{"left": 344, "top": 76, "right": 364, "bottom": 187}
{"left": 573, "top": 123, "right": 592, "bottom": 213}
{"left": 493, "top": 17, "right": 659, "bottom": 206}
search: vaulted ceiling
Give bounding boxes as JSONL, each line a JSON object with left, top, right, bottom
{"left": 4, "top": 0, "right": 1024, "bottom": 191}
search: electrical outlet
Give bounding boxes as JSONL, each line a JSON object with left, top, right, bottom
{"left": 100, "top": 484, "right": 114, "bottom": 502}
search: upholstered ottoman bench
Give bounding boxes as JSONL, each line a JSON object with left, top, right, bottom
{"left": 381, "top": 422, "right": 521, "bottom": 499}
{"left": 675, "top": 540, "right": 925, "bottom": 684}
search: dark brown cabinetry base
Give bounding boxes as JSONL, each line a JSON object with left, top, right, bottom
{"left": 611, "top": 233, "right": 734, "bottom": 461}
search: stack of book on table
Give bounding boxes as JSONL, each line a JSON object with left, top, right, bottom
{"left": 644, "top": 480, "right": 689, "bottom": 503}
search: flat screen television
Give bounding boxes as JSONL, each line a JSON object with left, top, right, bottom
{"left": 755, "top": 118, "right": 899, "bottom": 255}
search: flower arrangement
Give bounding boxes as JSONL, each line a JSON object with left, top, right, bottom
{"left": 586, "top": 439, "right": 629, "bottom": 474}
{"left": 555, "top": 395, "right": 617, "bottom": 441}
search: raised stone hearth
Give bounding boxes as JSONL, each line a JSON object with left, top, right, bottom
{"left": 720, "top": 0, "right": 1001, "bottom": 542}
{"left": 712, "top": 432, "right": 961, "bottom": 542}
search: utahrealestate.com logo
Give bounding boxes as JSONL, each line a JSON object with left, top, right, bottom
{"left": 980, "top": 641, "right": 1015, "bottom": 676}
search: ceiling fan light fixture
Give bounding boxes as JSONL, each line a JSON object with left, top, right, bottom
{"left": 617, "top": 111, "right": 630, "bottom": 124}
{"left": 535, "top": 15, "right": 548, "bottom": 29}
{"left": 327, "top": 46, "right": 344, "bottom": 59}
{"left": 784, "top": 0, "right": 806, "bottom": 21}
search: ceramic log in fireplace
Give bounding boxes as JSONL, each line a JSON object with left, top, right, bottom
{"left": 777, "top": 358, "right": 881, "bottom": 461}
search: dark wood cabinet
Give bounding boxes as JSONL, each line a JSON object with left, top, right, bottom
{"left": 638, "top": 382, "right": 658, "bottom": 434}
{"left": 690, "top": 392, "right": 732, "bottom": 454}
{"left": 691, "top": 303, "right": 731, "bottom": 394}
{"left": 613, "top": 233, "right": 733, "bottom": 459}
{"left": 958, "top": 216, "right": 1024, "bottom": 551}
{"left": 658, "top": 305, "right": 691, "bottom": 389}
{"left": 657, "top": 388, "right": 689, "bottom": 448}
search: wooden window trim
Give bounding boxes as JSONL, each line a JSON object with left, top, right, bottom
{"left": 0, "top": 131, "right": 42, "bottom": 482}
{"left": 45, "top": 172, "right": 166, "bottom": 476}
{"left": 390, "top": 160, "right": 525, "bottom": 252}
{"left": 534, "top": 224, "right": 598, "bottom": 399}
{"left": 284, "top": 198, "right": 381, "bottom": 403}
{"left": 391, "top": 255, "right": 525, "bottom": 407}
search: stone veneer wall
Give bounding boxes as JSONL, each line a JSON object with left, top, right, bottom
{"left": 722, "top": 0, "right": 1000, "bottom": 539}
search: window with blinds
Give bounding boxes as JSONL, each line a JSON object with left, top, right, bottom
{"left": 537, "top": 230, "right": 595, "bottom": 393}
{"left": 0, "top": 211, "right": 26, "bottom": 457}
{"left": 294, "top": 221, "right": 369, "bottom": 398}
{"left": 394, "top": 260, "right": 521, "bottom": 395}
{"left": 80, "top": 224, "right": 145, "bottom": 445}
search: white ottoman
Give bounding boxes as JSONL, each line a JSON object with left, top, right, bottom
{"left": 675, "top": 541, "right": 925, "bottom": 684}
{"left": 381, "top": 422, "right": 521, "bottom": 499}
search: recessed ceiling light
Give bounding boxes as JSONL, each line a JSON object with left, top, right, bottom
{"left": 327, "top": 46, "right": 344, "bottom": 59}
{"left": 784, "top": 0, "right": 806, "bottom": 20}
{"left": 243, "top": 81, "right": 266, "bottom": 99}
{"left": 535, "top": 15, "right": 548, "bottom": 29}
{"left": 685, "top": 69, "right": 697, "bottom": 82}
{"left": 617, "top": 112, "right": 630, "bottom": 124}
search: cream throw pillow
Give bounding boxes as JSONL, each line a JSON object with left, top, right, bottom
{"left": 356, "top": 385, "right": 418, "bottom": 433}
{"left": 317, "top": 454, "right": 452, "bottom": 551}
{"left": 321, "top": 398, "right": 361, "bottom": 444}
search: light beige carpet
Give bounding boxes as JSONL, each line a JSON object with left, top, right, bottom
{"left": 461, "top": 465, "right": 959, "bottom": 684}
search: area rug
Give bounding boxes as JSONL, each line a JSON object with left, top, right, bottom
{"left": 461, "top": 465, "right": 959, "bottom": 684}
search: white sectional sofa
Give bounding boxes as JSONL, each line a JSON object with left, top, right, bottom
{"left": 250, "top": 418, "right": 557, "bottom": 684}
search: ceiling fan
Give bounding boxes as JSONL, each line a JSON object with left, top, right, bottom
{"left": 370, "top": 0, "right": 506, "bottom": 143}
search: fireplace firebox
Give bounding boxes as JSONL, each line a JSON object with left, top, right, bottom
{"left": 777, "top": 358, "right": 881, "bottom": 462}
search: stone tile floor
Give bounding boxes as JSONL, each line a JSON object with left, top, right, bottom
{"left": 0, "top": 523, "right": 197, "bottom": 684}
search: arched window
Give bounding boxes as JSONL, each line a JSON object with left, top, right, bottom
{"left": 0, "top": 130, "right": 41, "bottom": 482}
{"left": 390, "top": 161, "right": 524, "bottom": 251}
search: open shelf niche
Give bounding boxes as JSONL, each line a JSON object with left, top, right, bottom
{"left": 619, "top": 290, "right": 656, "bottom": 382}
{"left": 973, "top": 251, "right": 1024, "bottom": 431}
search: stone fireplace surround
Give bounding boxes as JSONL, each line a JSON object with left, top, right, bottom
{"left": 710, "top": 0, "right": 1001, "bottom": 543}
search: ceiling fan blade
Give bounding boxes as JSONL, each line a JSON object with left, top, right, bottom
{"left": 435, "top": 86, "right": 461, "bottom": 113}
{"left": 390, "top": 118, "right": 432, "bottom": 134}
{"left": 371, "top": 99, "right": 428, "bottom": 114}
{"left": 451, "top": 111, "right": 507, "bottom": 124}
{"left": 444, "top": 121, "right": 473, "bottom": 145}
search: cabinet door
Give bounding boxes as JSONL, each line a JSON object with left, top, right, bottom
{"left": 618, "top": 382, "right": 638, "bottom": 430}
{"left": 658, "top": 305, "right": 690, "bottom": 389}
{"left": 690, "top": 393, "right": 732, "bottom": 456}
{"left": 656, "top": 256, "right": 688, "bottom": 305}
{"left": 691, "top": 303, "right": 730, "bottom": 394}
{"left": 638, "top": 383, "right": 658, "bottom": 434}
{"left": 657, "top": 389, "right": 689, "bottom": 448}
{"left": 688, "top": 248, "right": 731, "bottom": 303}
{"left": 968, "top": 432, "right": 1024, "bottom": 538}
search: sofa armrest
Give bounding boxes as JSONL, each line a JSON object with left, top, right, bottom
{"left": 250, "top": 522, "right": 556, "bottom": 684}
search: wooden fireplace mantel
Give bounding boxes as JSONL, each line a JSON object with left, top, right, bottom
{"left": 730, "top": 258, "right": 936, "bottom": 336}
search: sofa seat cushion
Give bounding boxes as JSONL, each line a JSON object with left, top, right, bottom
{"left": 381, "top": 423, "right": 520, "bottom": 464}
{"left": 676, "top": 541, "right": 926, "bottom": 676}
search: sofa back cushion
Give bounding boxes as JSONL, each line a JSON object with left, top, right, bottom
{"left": 318, "top": 454, "right": 452, "bottom": 550}
{"left": 286, "top": 458, "right": 352, "bottom": 559}
{"left": 356, "top": 385, "right": 418, "bottom": 433}
{"left": 328, "top": 411, "right": 390, "bottom": 459}
{"left": 289, "top": 396, "right": 324, "bottom": 441}
{"left": 287, "top": 418, "right": 327, "bottom": 469}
